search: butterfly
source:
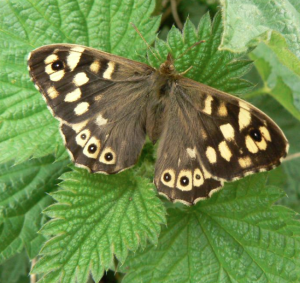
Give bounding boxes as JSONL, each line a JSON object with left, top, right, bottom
{"left": 27, "top": 43, "right": 289, "bottom": 205}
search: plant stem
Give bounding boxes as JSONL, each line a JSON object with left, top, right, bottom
{"left": 283, "top": 152, "right": 300, "bottom": 163}
{"left": 30, "top": 258, "right": 37, "bottom": 283}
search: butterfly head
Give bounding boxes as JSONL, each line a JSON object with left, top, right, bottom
{"left": 159, "top": 54, "right": 177, "bottom": 76}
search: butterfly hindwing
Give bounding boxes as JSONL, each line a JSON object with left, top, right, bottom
{"left": 154, "top": 89, "right": 224, "bottom": 204}
{"left": 153, "top": 100, "right": 223, "bottom": 204}
{"left": 28, "top": 44, "right": 154, "bottom": 173}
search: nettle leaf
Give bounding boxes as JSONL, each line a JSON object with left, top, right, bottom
{"left": 272, "top": 158, "right": 300, "bottom": 213}
{"left": 148, "top": 12, "right": 253, "bottom": 94}
{"left": 0, "top": 0, "right": 160, "bottom": 164}
{"left": 0, "top": 156, "right": 69, "bottom": 263}
{"left": 32, "top": 167, "right": 166, "bottom": 283}
{"left": 219, "top": 0, "right": 300, "bottom": 59}
{"left": 249, "top": 32, "right": 300, "bottom": 120}
{"left": 122, "top": 174, "right": 300, "bottom": 283}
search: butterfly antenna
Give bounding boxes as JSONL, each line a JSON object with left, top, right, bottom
{"left": 130, "top": 22, "right": 162, "bottom": 62}
{"left": 174, "top": 40, "right": 205, "bottom": 61}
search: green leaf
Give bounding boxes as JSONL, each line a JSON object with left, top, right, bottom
{"left": 122, "top": 174, "right": 300, "bottom": 283}
{"left": 0, "top": 156, "right": 69, "bottom": 263}
{"left": 220, "top": 0, "right": 300, "bottom": 59}
{"left": 0, "top": 0, "right": 160, "bottom": 164}
{"left": 0, "top": 251, "right": 30, "bottom": 283}
{"left": 249, "top": 32, "right": 300, "bottom": 120}
{"left": 148, "top": 12, "right": 253, "bottom": 94}
{"left": 32, "top": 167, "right": 165, "bottom": 283}
{"left": 271, "top": 159, "right": 300, "bottom": 213}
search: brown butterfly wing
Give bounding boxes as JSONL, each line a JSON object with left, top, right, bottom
{"left": 154, "top": 77, "right": 288, "bottom": 204}
{"left": 28, "top": 44, "right": 154, "bottom": 173}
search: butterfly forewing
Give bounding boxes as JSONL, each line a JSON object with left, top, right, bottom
{"left": 28, "top": 44, "right": 154, "bottom": 173}
{"left": 179, "top": 78, "right": 289, "bottom": 179}
{"left": 28, "top": 43, "right": 289, "bottom": 205}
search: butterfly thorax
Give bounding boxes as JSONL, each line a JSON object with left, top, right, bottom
{"left": 153, "top": 54, "right": 179, "bottom": 100}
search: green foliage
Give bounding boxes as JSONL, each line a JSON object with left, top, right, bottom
{"left": 220, "top": 0, "right": 300, "bottom": 120}
{"left": 0, "top": 251, "right": 30, "bottom": 283}
{"left": 220, "top": 0, "right": 300, "bottom": 58}
{"left": 250, "top": 32, "right": 300, "bottom": 120}
{"left": 0, "top": 1, "right": 299, "bottom": 283}
{"left": 32, "top": 167, "right": 165, "bottom": 283}
{"left": 121, "top": 175, "right": 300, "bottom": 283}
{"left": 148, "top": 13, "right": 253, "bottom": 94}
{"left": 0, "top": 156, "right": 69, "bottom": 263}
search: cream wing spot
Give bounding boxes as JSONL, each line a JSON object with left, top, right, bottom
{"left": 74, "top": 102, "right": 89, "bottom": 116}
{"left": 220, "top": 123, "right": 235, "bottom": 141}
{"left": 176, "top": 170, "right": 193, "bottom": 191}
{"left": 83, "top": 136, "right": 101, "bottom": 159}
{"left": 259, "top": 126, "right": 271, "bottom": 142}
{"left": 202, "top": 95, "right": 213, "bottom": 115}
{"left": 218, "top": 141, "right": 232, "bottom": 162}
{"left": 90, "top": 60, "right": 101, "bottom": 73}
{"left": 178, "top": 158, "right": 181, "bottom": 166}
{"left": 44, "top": 54, "right": 58, "bottom": 64}
{"left": 206, "top": 146, "right": 217, "bottom": 164}
{"left": 186, "top": 147, "right": 197, "bottom": 159}
{"left": 100, "top": 147, "right": 116, "bottom": 165}
{"left": 94, "top": 94, "right": 103, "bottom": 101}
{"left": 218, "top": 102, "right": 228, "bottom": 116}
{"left": 47, "top": 86, "right": 59, "bottom": 99}
{"left": 95, "top": 114, "right": 108, "bottom": 126}
{"left": 238, "top": 101, "right": 251, "bottom": 131}
{"left": 202, "top": 166, "right": 212, "bottom": 179}
{"left": 238, "top": 157, "right": 252, "bottom": 168}
{"left": 76, "top": 129, "right": 91, "bottom": 147}
{"left": 72, "top": 46, "right": 85, "bottom": 52}
{"left": 239, "top": 101, "right": 250, "bottom": 111}
{"left": 103, "top": 61, "right": 115, "bottom": 79}
{"left": 256, "top": 138, "right": 268, "bottom": 150}
{"left": 245, "top": 135, "right": 259, "bottom": 153}
{"left": 161, "top": 169, "right": 176, "bottom": 188}
{"left": 73, "top": 72, "right": 89, "bottom": 86}
{"left": 45, "top": 64, "right": 54, "bottom": 75}
{"left": 238, "top": 108, "right": 251, "bottom": 131}
{"left": 64, "top": 88, "right": 82, "bottom": 102}
{"left": 50, "top": 70, "right": 65, "bottom": 82}
{"left": 67, "top": 47, "right": 85, "bottom": 71}
{"left": 201, "top": 128, "right": 208, "bottom": 139}
{"left": 71, "top": 120, "right": 88, "bottom": 133}
{"left": 193, "top": 168, "right": 204, "bottom": 187}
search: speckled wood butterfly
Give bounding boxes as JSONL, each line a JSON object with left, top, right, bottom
{"left": 28, "top": 44, "right": 289, "bottom": 205}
